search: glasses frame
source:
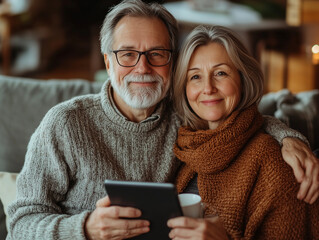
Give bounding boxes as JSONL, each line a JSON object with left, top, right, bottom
{"left": 112, "top": 49, "right": 173, "bottom": 67}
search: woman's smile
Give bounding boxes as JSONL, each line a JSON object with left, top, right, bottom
{"left": 201, "top": 98, "right": 223, "bottom": 106}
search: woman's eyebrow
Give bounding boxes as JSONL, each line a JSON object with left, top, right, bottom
{"left": 187, "top": 63, "right": 229, "bottom": 72}
{"left": 187, "top": 67, "right": 199, "bottom": 72}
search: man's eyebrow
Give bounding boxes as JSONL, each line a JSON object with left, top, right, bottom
{"left": 116, "top": 46, "right": 135, "bottom": 50}
{"left": 150, "top": 46, "right": 170, "bottom": 49}
{"left": 117, "top": 46, "right": 169, "bottom": 50}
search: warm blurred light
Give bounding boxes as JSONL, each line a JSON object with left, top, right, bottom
{"left": 312, "top": 44, "right": 319, "bottom": 54}
{"left": 312, "top": 44, "right": 319, "bottom": 64}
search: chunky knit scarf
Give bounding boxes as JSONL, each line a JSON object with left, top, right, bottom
{"left": 173, "top": 104, "right": 318, "bottom": 239}
{"left": 174, "top": 104, "right": 263, "bottom": 175}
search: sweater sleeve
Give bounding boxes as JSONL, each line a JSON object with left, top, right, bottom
{"left": 262, "top": 115, "right": 309, "bottom": 147}
{"left": 246, "top": 138, "right": 313, "bottom": 239}
{"left": 7, "top": 107, "right": 90, "bottom": 240}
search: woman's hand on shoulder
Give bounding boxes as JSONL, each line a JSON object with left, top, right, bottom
{"left": 167, "top": 215, "right": 229, "bottom": 240}
{"left": 282, "top": 137, "right": 319, "bottom": 204}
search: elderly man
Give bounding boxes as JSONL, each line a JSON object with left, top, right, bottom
{"left": 7, "top": 0, "right": 319, "bottom": 239}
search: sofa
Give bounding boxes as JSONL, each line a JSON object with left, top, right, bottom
{"left": 0, "top": 75, "right": 103, "bottom": 239}
{"left": 0, "top": 75, "right": 318, "bottom": 239}
{"left": 258, "top": 88, "right": 319, "bottom": 151}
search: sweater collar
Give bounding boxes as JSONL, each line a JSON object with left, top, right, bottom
{"left": 173, "top": 104, "right": 263, "bottom": 174}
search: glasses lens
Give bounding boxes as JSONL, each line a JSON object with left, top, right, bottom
{"left": 146, "top": 50, "right": 171, "bottom": 66}
{"left": 116, "top": 50, "right": 139, "bottom": 67}
{"left": 115, "top": 50, "right": 171, "bottom": 67}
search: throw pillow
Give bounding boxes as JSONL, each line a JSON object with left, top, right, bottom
{"left": 0, "top": 172, "right": 18, "bottom": 230}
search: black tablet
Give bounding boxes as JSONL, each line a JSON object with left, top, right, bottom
{"left": 104, "top": 179, "right": 183, "bottom": 240}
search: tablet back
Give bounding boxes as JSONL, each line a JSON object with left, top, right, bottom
{"left": 104, "top": 180, "right": 183, "bottom": 240}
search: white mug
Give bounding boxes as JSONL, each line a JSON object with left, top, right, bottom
{"left": 178, "top": 193, "right": 203, "bottom": 218}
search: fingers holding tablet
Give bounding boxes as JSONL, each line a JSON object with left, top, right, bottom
{"left": 95, "top": 195, "right": 111, "bottom": 207}
{"left": 167, "top": 216, "right": 228, "bottom": 240}
{"left": 104, "top": 180, "right": 183, "bottom": 240}
{"left": 95, "top": 196, "right": 145, "bottom": 219}
{"left": 85, "top": 196, "right": 150, "bottom": 240}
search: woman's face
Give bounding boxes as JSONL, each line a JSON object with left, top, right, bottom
{"left": 186, "top": 42, "right": 241, "bottom": 130}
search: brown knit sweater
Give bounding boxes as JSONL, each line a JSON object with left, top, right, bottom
{"left": 174, "top": 105, "right": 319, "bottom": 240}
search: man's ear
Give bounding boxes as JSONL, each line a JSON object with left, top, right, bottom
{"left": 104, "top": 54, "right": 111, "bottom": 74}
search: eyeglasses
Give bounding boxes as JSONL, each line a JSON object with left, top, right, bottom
{"left": 112, "top": 49, "right": 172, "bottom": 67}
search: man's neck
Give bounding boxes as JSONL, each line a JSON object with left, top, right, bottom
{"left": 112, "top": 88, "right": 157, "bottom": 123}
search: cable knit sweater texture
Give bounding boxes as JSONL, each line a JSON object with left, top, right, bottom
{"left": 174, "top": 105, "right": 319, "bottom": 240}
{"left": 7, "top": 81, "right": 182, "bottom": 240}
{"left": 7, "top": 80, "right": 309, "bottom": 240}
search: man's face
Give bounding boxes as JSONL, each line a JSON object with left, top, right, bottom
{"left": 105, "top": 16, "right": 172, "bottom": 109}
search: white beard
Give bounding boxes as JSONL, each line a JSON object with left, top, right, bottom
{"left": 108, "top": 61, "right": 170, "bottom": 109}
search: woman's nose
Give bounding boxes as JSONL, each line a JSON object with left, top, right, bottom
{"left": 203, "top": 81, "right": 217, "bottom": 94}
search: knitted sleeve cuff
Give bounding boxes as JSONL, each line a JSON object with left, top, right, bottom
{"left": 59, "top": 211, "right": 91, "bottom": 240}
{"left": 263, "top": 115, "right": 310, "bottom": 147}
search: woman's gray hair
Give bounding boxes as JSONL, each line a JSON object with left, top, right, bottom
{"left": 100, "top": 0, "right": 178, "bottom": 59}
{"left": 174, "top": 25, "right": 264, "bottom": 129}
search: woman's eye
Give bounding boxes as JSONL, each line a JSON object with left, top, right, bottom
{"left": 215, "top": 71, "right": 227, "bottom": 76}
{"left": 190, "top": 75, "right": 200, "bottom": 80}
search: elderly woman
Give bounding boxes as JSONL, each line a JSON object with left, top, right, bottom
{"left": 168, "top": 25, "right": 319, "bottom": 239}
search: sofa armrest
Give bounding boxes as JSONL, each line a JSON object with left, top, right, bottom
{"left": 0, "top": 172, "right": 18, "bottom": 238}
{"left": 259, "top": 89, "right": 319, "bottom": 150}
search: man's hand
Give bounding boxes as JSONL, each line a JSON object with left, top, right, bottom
{"left": 167, "top": 216, "right": 229, "bottom": 240}
{"left": 85, "top": 196, "right": 150, "bottom": 240}
{"left": 282, "top": 138, "right": 319, "bottom": 204}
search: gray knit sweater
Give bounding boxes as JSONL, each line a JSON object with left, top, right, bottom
{"left": 7, "top": 80, "right": 307, "bottom": 240}
{"left": 7, "top": 81, "right": 181, "bottom": 239}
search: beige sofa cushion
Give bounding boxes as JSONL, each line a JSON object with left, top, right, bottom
{"left": 0, "top": 172, "right": 18, "bottom": 230}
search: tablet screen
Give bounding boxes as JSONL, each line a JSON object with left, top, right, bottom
{"left": 104, "top": 180, "right": 183, "bottom": 240}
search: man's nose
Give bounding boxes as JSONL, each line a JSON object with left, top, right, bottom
{"left": 134, "top": 54, "right": 152, "bottom": 74}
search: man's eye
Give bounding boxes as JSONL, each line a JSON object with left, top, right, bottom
{"left": 149, "top": 51, "right": 163, "bottom": 58}
{"left": 123, "top": 52, "right": 135, "bottom": 57}
{"left": 118, "top": 51, "right": 136, "bottom": 58}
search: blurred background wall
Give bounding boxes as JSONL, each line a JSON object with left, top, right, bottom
{"left": 0, "top": 0, "right": 318, "bottom": 93}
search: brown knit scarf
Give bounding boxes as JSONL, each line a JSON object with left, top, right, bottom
{"left": 174, "top": 104, "right": 263, "bottom": 214}
{"left": 174, "top": 104, "right": 263, "bottom": 174}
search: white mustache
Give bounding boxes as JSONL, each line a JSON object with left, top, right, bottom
{"left": 124, "top": 74, "right": 162, "bottom": 84}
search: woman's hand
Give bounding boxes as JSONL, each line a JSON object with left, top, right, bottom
{"left": 84, "top": 196, "right": 150, "bottom": 240}
{"left": 167, "top": 216, "right": 229, "bottom": 240}
{"left": 282, "top": 138, "right": 319, "bottom": 204}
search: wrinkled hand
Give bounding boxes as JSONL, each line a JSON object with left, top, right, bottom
{"left": 282, "top": 138, "right": 319, "bottom": 204}
{"left": 85, "top": 196, "right": 150, "bottom": 240}
{"left": 167, "top": 216, "right": 229, "bottom": 240}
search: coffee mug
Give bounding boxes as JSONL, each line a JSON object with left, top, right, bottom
{"left": 178, "top": 193, "right": 203, "bottom": 218}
